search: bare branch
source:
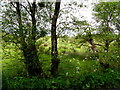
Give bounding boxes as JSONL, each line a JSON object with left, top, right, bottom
{"left": 10, "top": 2, "right": 16, "bottom": 8}
{"left": 20, "top": 3, "right": 31, "bottom": 15}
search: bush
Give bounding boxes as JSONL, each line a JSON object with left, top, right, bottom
{"left": 2, "top": 70, "right": 120, "bottom": 89}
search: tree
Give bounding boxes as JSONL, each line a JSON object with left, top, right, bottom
{"left": 1, "top": 0, "right": 51, "bottom": 77}
{"left": 91, "top": 2, "right": 120, "bottom": 69}
{"left": 51, "top": 0, "right": 61, "bottom": 76}
{"left": 15, "top": 1, "right": 44, "bottom": 77}
{"left": 93, "top": 2, "right": 119, "bottom": 52}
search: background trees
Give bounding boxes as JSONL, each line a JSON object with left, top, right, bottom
{"left": 93, "top": 2, "right": 120, "bottom": 52}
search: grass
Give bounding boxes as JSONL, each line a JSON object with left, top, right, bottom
{"left": 2, "top": 37, "right": 120, "bottom": 89}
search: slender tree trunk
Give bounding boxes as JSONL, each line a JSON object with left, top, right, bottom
{"left": 51, "top": 0, "right": 61, "bottom": 76}
{"left": 117, "top": 33, "right": 120, "bottom": 49}
{"left": 116, "top": 21, "right": 120, "bottom": 49}
{"left": 104, "top": 40, "right": 109, "bottom": 52}
{"left": 15, "top": 1, "right": 43, "bottom": 77}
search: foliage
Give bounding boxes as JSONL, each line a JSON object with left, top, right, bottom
{"left": 2, "top": 1, "right": 120, "bottom": 89}
{"left": 2, "top": 36, "right": 120, "bottom": 89}
{"left": 2, "top": 70, "right": 120, "bottom": 89}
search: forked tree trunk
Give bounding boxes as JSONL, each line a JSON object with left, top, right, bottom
{"left": 51, "top": 0, "right": 61, "bottom": 76}
{"left": 15, "top": 1, "right": 43, "bottom": 77}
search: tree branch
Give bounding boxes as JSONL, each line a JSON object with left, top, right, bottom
{"left": 10, "top": 2, "right": 16, "bottom": 8}
{"left": 20, "top": 4, "right": 31, "bottom": 15}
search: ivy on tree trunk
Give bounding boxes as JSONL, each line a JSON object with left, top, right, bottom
{"left": 15, "top": 1, "right": 43, "bottom": 77}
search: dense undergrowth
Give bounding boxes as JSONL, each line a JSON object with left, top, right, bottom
{"left": 2, "top": 70, "right": 120, "bottom": 89}
{"left": 2, "top": 37, "right": 120, "bottom": 89}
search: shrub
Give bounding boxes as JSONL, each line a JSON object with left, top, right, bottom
{"left": 3, "top": 70, "right": 120, "bottom": 89}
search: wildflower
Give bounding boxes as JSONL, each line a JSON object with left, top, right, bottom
{"left": 97, "top": 59, "right": 99, "bottom": 61}
{"left": 76, "top": 67, "right": 80, "bottom": 70}
{"left": 83, "top": 60, "right": 85, "bottom": 62}
{"left": 94, "top": 69, "right": 97, "bottom": 72}
{"left": 66, "top": 72, "right": 68, "bottom": 76}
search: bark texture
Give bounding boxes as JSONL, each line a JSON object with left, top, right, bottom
{"left": 51, "top": 0, "right": 61, "bottom": 76}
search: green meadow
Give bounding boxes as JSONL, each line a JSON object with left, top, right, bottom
{"left": 2, "top": 36, "right": 120, "bottom": 89}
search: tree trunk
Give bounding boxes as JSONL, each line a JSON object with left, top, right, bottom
{"left": 117, "top": 34, "right": 120, "bottom": 49}
{"left": 51, "top": 0, "right": 61, "bottom": 76}
{"left": 87, "top": 33, "right": 98, "bottom": 53}
{"left": 104, "top": 40, "right": 110, "bottom": 52}
{"left": 116, "top": 21, "right": 120, "bottom": 49}
{"left": 89, "top": 39, "right": 97, "bottom": 52}
{"left": 22, "top": 45, "right": 43, "bottom": 76}
{"left": 15, "top": 1, "right": 43, "bottom": 77}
